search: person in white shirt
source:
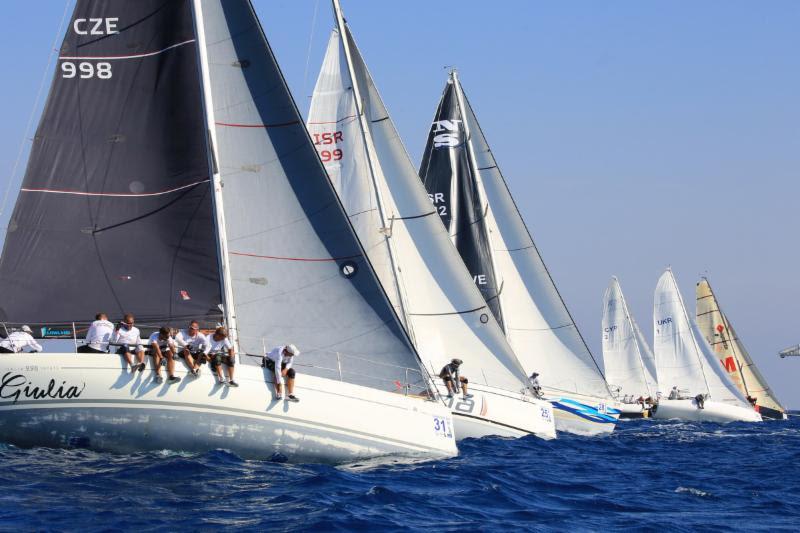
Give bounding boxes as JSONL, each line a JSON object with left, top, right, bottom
{"left": 264, "top": 344, "right": 300, "bottom": 402}
{"left": 204, "top": 327, "right": 238, "bottom": 387}
{"left": 148, "top": 327, "right": 180, "bottom": 384}
{"left": 78, "top": 313, "right": 114, "bottom": 353}
{"left": 175, "top": 320, "right": 207, "bottom": 377}
{"left": 112, "top": 314, "right": 145, "bottom": 372}
{"left": 0, "top": 326, "right": 43, "bottom": 354}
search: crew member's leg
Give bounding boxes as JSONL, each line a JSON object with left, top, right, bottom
{"left": 166, "top": 348, "right": 180, "bottom": 382}
{"left": 283, "top": 366, "right": 298, "bottom": 401}
{"left": 460, "top": 376, "right": 472, "bottom": 398}
{"left": 225, "top": 356, "right": 237, "bottom": 387}
{"left": 212, "top": 355, "right": 225, "bottom": 383}
{"left": 443, "top": 376, "right": 454, "bottom": 396}
{"left": 151, "top": 345, "right": 164, "bottom": 382}
{"left": 135, "top": 348, "right": 145, "bottom": 371}
{"left": 118, "top": 346, "right": 134, "bottom": 369}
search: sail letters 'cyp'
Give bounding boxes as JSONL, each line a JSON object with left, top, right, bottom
{"left": 0, "top": 0, "right": 222, "bottom": 330}
{"left": 418, "top": 77, "right": 504, "bottom": 329}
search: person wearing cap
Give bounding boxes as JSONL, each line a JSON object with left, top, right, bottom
{"left": 78, "top": 313, "right": 114, "bottom": 353}
{"left": 204, "top": 327, "right": 238, "bottom": 387}
{"left": 111, "top": 314, "right": 145, "bottom": 372}
{"left": 529, "top": 372, "right": 543, "bottom": 398}
{"left": 439, "top": 358, "right": 472, "bottom": 400}
{"left": 0, "top": 326, "right": 43, "bottom": 354}
{"left": 264, "top": 344, "right": 300, "bottom": 402}
{"left": 175, "top": 320, "right": 207, "bottom": 376}
{"left": 148, "top": 327, "right": 181, "bottom": 384}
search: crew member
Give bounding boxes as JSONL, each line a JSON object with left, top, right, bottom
{"left": 668, "top": 386, "right": 679, "bottom": 400}
{"left": 78, "top": 313, "right": 114, "bottom": 353}
{"left": 175, "top": 321, "right": 207, "bottom": 376}
{"left": 0, "top": 326, "right": 43, "bottom": 353}
{"left": 439, "top": 358, "right": 472, "bottom": 400}
{"left": 264, "top": 344, "right": 300, "bottom": 402}
{"left": 204, "top": 327, "right": 238, "bottom": 387}
{"left": 148, "top": 327, "right": 180, "bottom": 384}
{"left": 694, "top": 393, "right": 706, "bottom": 409}
{"left": 112, "top": 314, "right": 145, "bottom": 372}
{"left": 529, "top": 372, "right": 543, "bottom": 398}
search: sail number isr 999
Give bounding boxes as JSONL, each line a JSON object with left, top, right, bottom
{"left": 61, "top": 61, "right": 113, "bottom": 80}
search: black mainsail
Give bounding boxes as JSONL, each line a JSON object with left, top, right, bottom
{"left": 418, "top": 72, "right": 504, "bottom": 329}
{"left": 0, "top": 0, "right": 222, "bottom": 331}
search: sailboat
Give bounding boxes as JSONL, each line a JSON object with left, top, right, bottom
{"left": 306, "top": 1, "right": 556, "bottom": 440}
{"left": 0, "top": 0, "right": 458, "bottom": 462}
{"left": 651, "top": 269, "right": 762, "bottom": 422}
{"left": 418, "top": 70, "right": 619, "bottom": 435}
{"left": 696, "top": 278, "right": 786, "bottom": 420}
{"left": 601, "top": 277, "right": 657, "bottom": 418}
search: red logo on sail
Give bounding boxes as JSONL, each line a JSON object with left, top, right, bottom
{"left": 180, "top": 290, "right": 191, "bottom": 301}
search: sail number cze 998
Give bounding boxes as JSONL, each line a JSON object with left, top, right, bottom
{"left": 60, "top": 17, "right": 119, "bottom": 80}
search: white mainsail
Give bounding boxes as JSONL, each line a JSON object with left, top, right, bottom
{"left": 601, "top": 277, "right": 656, "bottom": 398}
{"left": 696, "top": 278, "right": 785, "bottom": 416}
{"left": 451, "top": 74, "right": 613, "bottom": 400}
{"left": 653, "top": 269, "right": 750, "bottom": 407}
{"left": 307, "top": 9, "right": 531, "bottom": 394}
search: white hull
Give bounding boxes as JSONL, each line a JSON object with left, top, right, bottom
{"left": 653, "top": 399, "right": 763, "bottom": 423}
{"left": 0, "top": 354, "right": 457, "bottom": 463}
{"left": 434, "top": 383, "right": 556, "bottom": 440}
{"left": 546, "top": 392, "right": 620, "bottom": 436}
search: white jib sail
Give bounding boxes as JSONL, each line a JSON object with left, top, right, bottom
{"left": 198, "top": 0, "right": 426, "bottom": 390}
{"left": 653, "top": 269, "right": 749, "bottom": 406}
{"left": 307, "top": 24, "right": 530, "bottom": 393}
{"left": 602, "top": 277, "right": 656, "bottom": 398}
{"left": 454, "top": 76, "right": 612, "bottom": 399}
{"left": 696, "top": 278, "right": 785, "bottom": 413}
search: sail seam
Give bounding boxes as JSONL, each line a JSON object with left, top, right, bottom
{"left": 60, "top": 39, "right": 196, "bottom": 60}
{"left": 229, "top": 251, "right": 361, "bottom": 262}
{"left": 215, "top": 120, "right": 299, "bottom": 129}
{"left": 20, "top": 179, "right": 210, "bottom": 198}
{"left": 408, "top": 304, "right": 487, "bottom": 317}
{"left": 307, "top": 114, "right": 356, "bottom": 125}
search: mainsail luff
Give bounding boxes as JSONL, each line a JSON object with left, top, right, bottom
{"left": 197, "top": 0, "right": 426, "bottom": 391}
{"left": 191, "top": 0, "right": 239, "bottom": 353}
{"left": 696, "top": 278, "right": 785, "bottom": 414}
{"left": 307, "top": 3, "right": 531, "bottom": 393}
{"left": 0, "top": 0, "right": 223, "bottom": 331}
{"left": 425, "top": 74, "right": 612, "bottom": 399}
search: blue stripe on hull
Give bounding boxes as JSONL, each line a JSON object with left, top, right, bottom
{"left": 551, "top": 398, "right": 619, "bottom": 425}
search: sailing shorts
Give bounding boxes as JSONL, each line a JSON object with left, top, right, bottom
{"left": 264, "top": 359, "right": 295, "bottom": 379}
{"left": 441, "top": 375, "right": 468, "bottom": 384}
{"left": 116, "top": 345, "right": 142, "bottom": 355}
{"left": 210, "top": 353, "right": 235, "bottom": 368}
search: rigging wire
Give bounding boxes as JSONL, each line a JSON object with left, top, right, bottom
{"left": 301, "top": 0, "right": 320, "bottom": 102}
{"left": 0, "top": 0, "right": 73, "bottom": 223}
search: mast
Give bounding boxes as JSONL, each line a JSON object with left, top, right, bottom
{"left": 615, "top": 277, "right": 653, "bottom": 397}
{"left": 451, "top": 70, "right": 507, "bottom": 332}
{"left": 190, "top": 0, "right": 240, "bottom": 355}
{"left": 331, "top": 0, "right": 416, "bottom": 344}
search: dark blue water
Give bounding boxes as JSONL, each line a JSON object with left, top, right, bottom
{"left": 1, "top": 418, "right": 797, "bottom": 531}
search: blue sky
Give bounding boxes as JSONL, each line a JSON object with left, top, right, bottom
{"left": 1, "top": 1, "right": 798, "bottom": 407}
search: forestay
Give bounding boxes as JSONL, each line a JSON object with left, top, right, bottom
{"left": 197, "top": 0, "right": 422, "bottom": 391}
{"left": 653, "top": 269, "right": 749, "bottom": 406}
{"left": 601, "top": 277, "right": 656, "bottom": 398}
{"left": 421, "top": 73, "right": 612, "bottom": 399}
{"left": 0, "top": 0, "right": 222, "bottom": 331}
{"left": 696, "top": 278, "right": 785, "bottom": 414}
{"left": 307, "top": 17, "right": 529, "bottom": 393}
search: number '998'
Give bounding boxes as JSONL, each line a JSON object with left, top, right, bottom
{"left": 61, "top": 61, "right": 113, "bottom": 80}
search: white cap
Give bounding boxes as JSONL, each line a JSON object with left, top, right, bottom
{"left": 285, "top": 344, "right": 300, "bottom": 356}
{"left": 21, "top": 325, "right": 32, "bottom": 334}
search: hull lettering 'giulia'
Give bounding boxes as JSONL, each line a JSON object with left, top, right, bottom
{"left": 0, "top": 372, "right": 85, "bottom": 404}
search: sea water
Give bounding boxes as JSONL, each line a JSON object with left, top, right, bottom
{"left": 0, "top": 417, "right": 797, "bottom": 531}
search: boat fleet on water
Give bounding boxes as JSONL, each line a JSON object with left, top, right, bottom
{"left": 0, "top": 0, "right": 784, "bottom": 463}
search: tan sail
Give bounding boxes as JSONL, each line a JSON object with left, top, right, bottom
{"left": 696, "top": 278, "right": 785, "bottom": 417}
